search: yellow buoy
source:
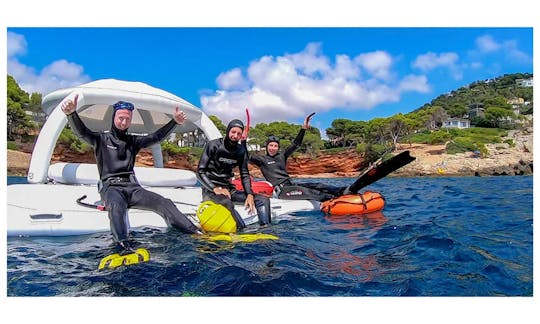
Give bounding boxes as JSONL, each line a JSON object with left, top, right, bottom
{"left": 196, "top": 201, "right": 237, "bottom": 233}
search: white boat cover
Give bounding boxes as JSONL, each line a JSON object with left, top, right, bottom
{"left": 28, "top": 79, "right": 222, "bottom": 184}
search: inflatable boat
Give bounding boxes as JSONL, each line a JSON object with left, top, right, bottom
{"left": 6, "top": 79, "right": 319, "bottom": 237}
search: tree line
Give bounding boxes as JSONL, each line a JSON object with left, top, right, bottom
{"left": 7, "top": 73, "right": 533, "bottom": 157}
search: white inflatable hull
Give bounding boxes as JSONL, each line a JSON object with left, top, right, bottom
{"left": 48, "top": 163, "right": 198, "bottom": 187}
{"left": 7, "top": 183, "right": 319, "bottom": 237}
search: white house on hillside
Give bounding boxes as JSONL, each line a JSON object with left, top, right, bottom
{"left": 516, "top": 78, "right": 533, "bottom": 87}
{"left": 442, "top": 118, "right": 470, "bottom": 129}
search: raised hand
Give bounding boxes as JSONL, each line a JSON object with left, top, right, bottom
{"left": 61, "top": 94, "right": 79, "bottom": 115}
{"left": 173, "top": 106, "right": 187, "bottom": 124}
{"left": 303, "top": 112, "right": 315, "bottom": 129}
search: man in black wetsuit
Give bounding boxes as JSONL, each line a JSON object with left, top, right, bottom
{"left": 197, "top": 119, "right": 271, "bottom": 229}
{"left": 249, "top": 113, "right": 351, "bottom": 202}
{"left": 61, "top": 94, "right": 201, "bottom": 250}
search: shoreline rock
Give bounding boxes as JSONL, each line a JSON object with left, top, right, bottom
{"left": 7, "top": 129, "right": 533, "bottom": 179}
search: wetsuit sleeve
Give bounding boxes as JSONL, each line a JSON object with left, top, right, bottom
{"left": 135, "top": 119, "right": 177, "bottom": 148}
{"left": 249, "top": 154, "right": 263, "bottom": 166}
{"left": 283, "top": 128, "right": 306, "bottom": 159}
{"left": 196, "top": 142, "right": 218, "bottom": 191}
{"left": 239, "top": 150, "right": 254, "bottom": 195}
{"left": 66, "top": 112, "right": 99, "bottom": 147}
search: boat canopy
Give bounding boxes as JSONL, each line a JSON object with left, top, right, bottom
{"left": 28, "top": 79, "right": 222, "bottom": 184}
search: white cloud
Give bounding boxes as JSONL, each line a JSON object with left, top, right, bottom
{"left": 7, "top": 31, "right": 27, "bottom": 58}
{"left": 7, "top": 32, "right": 90, "bottom": 95}
{"left": 501, "top": 39, "right": 532, "bottom": 64}
{"left": 398, "top": 75, "right": 430, "bottom": 93}
{"left": 285, "top": 42, "right": 331, "bottom": 76}
{"left": 475, "top": 35, "right": 501, "bottom": 53}
{"left": 354, "top": 51, "right": 393, "bottom": 81}
{"left": 412, "top": 52, "right": 459, "bottom": 72}
{"left": 216, "top": 67, "right": 249, "bottom": 90}
{"left": 201, "top": 43, "right": 426, "bottom": 126}
{"left": 472, "top": 34, "right": 532, "bottom": 65}
{"left": 411, "top": 51, "right": 462, "bottom": 80}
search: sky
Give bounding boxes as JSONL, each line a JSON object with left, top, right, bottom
{"left": 6, "top": 27, "right": 533, "bottom": 137}
{"left": 2, "top": 0, "right": 539, "bottom": 323}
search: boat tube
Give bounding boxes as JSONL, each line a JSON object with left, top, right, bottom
{"left": 231, "top": 177, "right": 274, "bottom": 197}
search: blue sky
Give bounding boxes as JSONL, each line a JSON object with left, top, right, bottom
{"left": 7, "top": 27, "right": 532, "bottom": 136}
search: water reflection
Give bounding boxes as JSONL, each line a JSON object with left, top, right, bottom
{"left": 324, "top": 211, "right": 388, "bottom": 231}
{"left": 306, "top": 211, "right": 389, "bottom": 282}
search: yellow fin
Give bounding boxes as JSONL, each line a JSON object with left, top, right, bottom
{"left": 207, "top": 233, "right": 279, "bottom": 243}
{"left": 98, "top": 248, "right": 151, "bottom": 270}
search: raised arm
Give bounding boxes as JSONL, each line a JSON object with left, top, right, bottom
{"left": 62, "top": 94, "right": 99, "bottom": 146}
{"left": 248, "top": 154, "right": 264, "bottom": 167}
{"left": 136, "top": 107, "right": 186, "bottom": 148}
{"left": 283, "top": 112, "right": 314, "bottom": 158}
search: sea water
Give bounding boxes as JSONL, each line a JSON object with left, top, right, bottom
{"left": 6, "top": 176, "right": 533, "bottom": 297}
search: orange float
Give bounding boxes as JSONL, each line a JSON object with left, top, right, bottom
{"left": 320, "top": 191, "right": 385, "bottom": 215}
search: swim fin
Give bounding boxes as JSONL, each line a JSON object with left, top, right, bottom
{"left": 206, "top": 233, "right": 279, "bottom": 243}
{"left": 348, "top": 150, "right": 416, "bottom": 193}
{"left": 98, "top": 248, "right": 150, "bottom": 270}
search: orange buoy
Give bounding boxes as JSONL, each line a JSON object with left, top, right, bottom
{"left": 320, "top": 191, "right": 385, "bottom": 215}
{"left": 231, "top": 177, "right": 274, "bottom": 197}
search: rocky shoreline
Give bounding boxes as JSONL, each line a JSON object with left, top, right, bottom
{"left": 7, "top": 129, "right": 533, "bottom": 178}
{"left": 392, "top": 129, "right": 533, "bottom": 177}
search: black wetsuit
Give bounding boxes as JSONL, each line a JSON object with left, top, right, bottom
{"left": 197, "top": 120, "right": 271, "bottom": 228}
{"left": 67, "top": 111, "right": 199, "bottom": 246}
{"left": 250, "top": 128, "right": 347, "bottom": 202}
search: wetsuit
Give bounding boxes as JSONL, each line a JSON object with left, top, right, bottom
{"left": 66, "top": 111, "right": 199, "bottom": 247}
{"left": 250, "top": 128, "right": 348, "bottom": 202}
{"left": 197, "top": 120, "right": 271, "bottom": 228}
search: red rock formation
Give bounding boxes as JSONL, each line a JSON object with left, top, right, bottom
{"left": 285, "top": 149, "right": 365, "bottom": 177}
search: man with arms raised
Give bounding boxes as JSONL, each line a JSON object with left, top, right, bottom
{"left": 250, "top": 113, "right": 350, "bottom": 201}
{"left": 62, "top": 95, "right": 200, "bottom": 251}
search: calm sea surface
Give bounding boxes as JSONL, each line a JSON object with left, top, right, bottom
{"left": 6, "top": 175, "right": 533, "bottom": 297}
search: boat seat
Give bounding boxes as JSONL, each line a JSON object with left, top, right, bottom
{"left": 47, "top": 162, "right": 198, "bottom": 187}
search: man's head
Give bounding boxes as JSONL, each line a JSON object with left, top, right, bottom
{"left": 112, "top": 101, "right": 135, "bottom": 131}
{"left": 226, "top": 119, "right": 245, "bottom": 142}
{"left": 266, "top": 135, "right": 280, "bottom": 156}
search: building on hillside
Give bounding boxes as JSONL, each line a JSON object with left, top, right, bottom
{"left": 442, "top": 118, "right": 470, "bottom": 129}
{"left": 516, "top": 78, "right": 533, "bottom": 87}
{"left": 468, "top": 103, "right": 485, "bottom": 118}
{"left": 25, "top": 110, "right": 47, "bottom": 125}
{"left": 245, "top": 141, "right": 261, "bottom": 152}
{"left": 507, "top": 97, "right": 525, "bottom": 115}
{"left": 177, "top": 130, "right": 207, "bottom": 147}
